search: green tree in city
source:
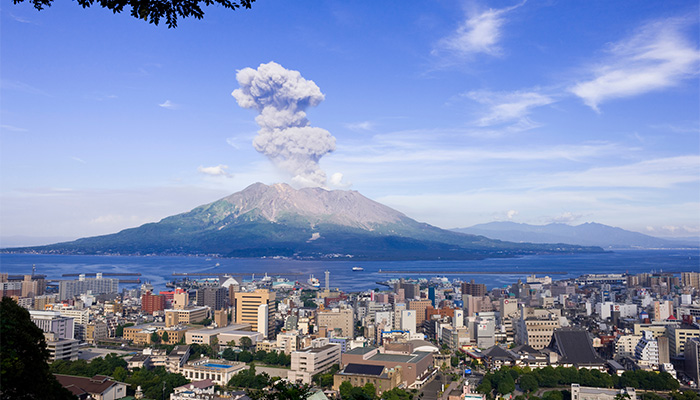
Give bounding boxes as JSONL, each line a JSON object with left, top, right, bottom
{"left": 115, "top": 322, "right": 134, "bottom": 337}
{"left": 150, "top": 331, "right": 161, "bottom": 344}
{"left": 248, "top": 379, "right": 313, "bottom": 400}
{"left": 0, "top": 297, "right": 76, "bottom": 400}
{"left": 519, "top": 373, "right": 539, "bottom": 393}
{"left": 239, "top": 336, "right": 253, "bottom": 350}
{"left": 161, "top": 331, "right": 169, "bottom": 343}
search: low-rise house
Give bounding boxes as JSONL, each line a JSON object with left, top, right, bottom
{"left": 170, "top": 379, "right": 215, "bottom": 400}
{"left": 54, "top": 374, "right": 127, "bottom": 400}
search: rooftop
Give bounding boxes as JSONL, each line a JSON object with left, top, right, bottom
{"left": 342, "top": 363, "right": 385, "bottom": 376}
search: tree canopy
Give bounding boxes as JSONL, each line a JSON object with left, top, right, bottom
{"left": 0, "top": 297, "right": 75, "bottom": 400}
{"left": 12, "top": 0, "right": 255, "bottom": 28}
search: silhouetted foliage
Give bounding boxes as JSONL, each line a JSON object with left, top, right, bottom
{"left": 0, "top": 297, "right": 75, "bottom": 400}
{"left": 248, "top": 380, "right": 313, "bottom": 400}
{"left": 13, "top": 0, "right": 255, "bottom": 28}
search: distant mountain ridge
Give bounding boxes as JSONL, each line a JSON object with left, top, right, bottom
{"left": 4, "top": 183, "right": 604, "bottom": 260}
{"left": 452, "top": 221, "right": 700, "bottom": 249}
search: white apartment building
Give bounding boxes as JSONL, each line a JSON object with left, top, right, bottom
{"left": 635, "top": 331, "right": 659, "bottom": 369}
{"left": 288, "top": 338, "right": 342, "bottom": 384}
{"left": 30, "top": 310, "right": 75, "bottom": 340}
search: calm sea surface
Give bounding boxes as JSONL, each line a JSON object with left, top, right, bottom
{"left": 1, "top": 250, "right": 698, "bottom": 293}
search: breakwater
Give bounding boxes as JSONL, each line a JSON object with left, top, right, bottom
{"left": 377, "top": 269, "right": 567, "bottom": 275}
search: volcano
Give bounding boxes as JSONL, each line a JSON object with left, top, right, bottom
{"left": 6, "top": 183, "right": 604, "bottom": 260}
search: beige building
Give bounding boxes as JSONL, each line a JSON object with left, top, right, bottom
{"left": 123, "top": 323, "right": 190, "bottom": 346}
{"left": 681, "top": 272, "right": 700, "bottom": 290}
{"left": 516, "top": 307, "right": 561, "bottom": 350}
{"left": 185, "top": 324, "right": 257, "bottom": 346}
{"left": 633, "top": 322, "right": 671, "bottom": 338}
{"left": 317, "top": 308, "right": 354, "bottom": 338}
{"left": 277, "top": 331, "right": 302, "bottom": 354}
{"left": 173, "top": 288, "right": 189, "bottom": 310}
{"left": 214, "top": 309, "right": 229, "bottom": 328}
{"left": 234, "top": 289, "right": 276, "bottom": 338}
{"left": 408, "top": 300, "right": 432, "bottom": 326}
{"left": 288, "top": 338, "right": 342, "bottom": 384}
{"left": 667, "top": 323, "right": 700, "bottom": 359}
{"left": 614, "top": 334, "right": 642, "bottom": 360}
{"left": 165, "top": 306, "right": 209, "bottom": 327}
{"left": 86, "top": 322, "right": 108, "bottom": 344}
{"left": 333, "top": 364, "right": 403, "bottom": 395}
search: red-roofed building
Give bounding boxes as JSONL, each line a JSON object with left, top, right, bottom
{"left": 54, "top": 374, "right": 127, "bottom": 400}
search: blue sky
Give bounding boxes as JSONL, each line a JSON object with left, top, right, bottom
{"left": 1, "top": 0, "right": 699, "bottom": 244}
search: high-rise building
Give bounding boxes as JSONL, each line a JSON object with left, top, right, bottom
{"left": 684, "top": 337, "right": 700, "bottom": 387}
{"left": 234, "top": 289, "right": 276, "bottom": 338}
{"left": 58, "top": 273, "right": 118, "bottom": 301}
{"left": 141, "top": 291, "right": 166, "bottom": 314}
{"left": 408, "top": 300, "right": 432, "bottom": 326}
{"left": 196, "top": 287, "right": 228, "bottom": 310}
{"left": 30, "top": 310, "right": 75, "bottom": 340}
{"left": 21, "top": 274, "right": 45, "bottom": 298}
{"left": 172, "top": 288, "right": 189, "bottom": 310}
{"left": 317, "top": 308, "right": 354, "bottom": 338}
{"left": 394, "top": 280, "right": 420, "bottom": 300}
{"left": 461, "top": 280, "right": 487, "bottom": 297}
{"left": 682, "top": 272, "right": 700, "bottom": 290}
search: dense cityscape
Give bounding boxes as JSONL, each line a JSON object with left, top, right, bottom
{"left": 2, "top": 267, "right": 699, "bottom": 400}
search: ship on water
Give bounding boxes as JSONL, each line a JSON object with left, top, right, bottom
{"left": 308, "top": 274, "right": 321, "bottom": 287}
{"left": 352, "top": 266, "right": 364, "bottom": 271}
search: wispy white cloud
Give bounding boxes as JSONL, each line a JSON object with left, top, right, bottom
{"left": 10, "top": 14, "right": 33, "bottom": 24}
{"left": 465, "top": 89, "right": 554, "bottom": 127}
{"left": 1, "top": 80, "right": 50, "bottom": 96}
{"left": 1, "top": 124, "right": 28, "bottom": 132}
{"left": 649, "top": 121, "right": 700, "bottom": 134}
{"left": 570, "top": 17, "right": 700, "bottom": 111}
{"left": 197, "top": 165, "right": 233, "bottom": 178}
{"left": 434, "top": 1, "right": 526, "bottom": 58}
{"left": 344, "top": 121, "right": 375, "bottom": 131}
{"left": 335, "top": 135, "right": 626, "bottom": 165}
{"left": 71, "top": 157, "right": 86, "bottom": 164}
{"left": 535, "top": 155, "right": 700, "bottom": 189}
{"left": 548, "top": 212, "right": 584, "bottom": 224}
{"left": 158, "top": 100, "right": 179, "bottom": 109}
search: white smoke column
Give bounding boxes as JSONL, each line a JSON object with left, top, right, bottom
{"left": 232, "top": 62, "right": 336, "bottom": 187}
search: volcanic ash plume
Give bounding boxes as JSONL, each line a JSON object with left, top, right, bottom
{"left": 232, "top": 62, "right": 336, "bottom": 187}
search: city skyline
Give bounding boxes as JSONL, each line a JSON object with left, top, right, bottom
{"left": 2, "top": 0, "right": 699, "bottom": 244}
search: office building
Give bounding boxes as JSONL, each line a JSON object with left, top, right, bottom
{"left": 233, "top": 289, "right": 276, "bottom": 338}
{"left": 317, "top": 308, "right": 354, "bottom": 338}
